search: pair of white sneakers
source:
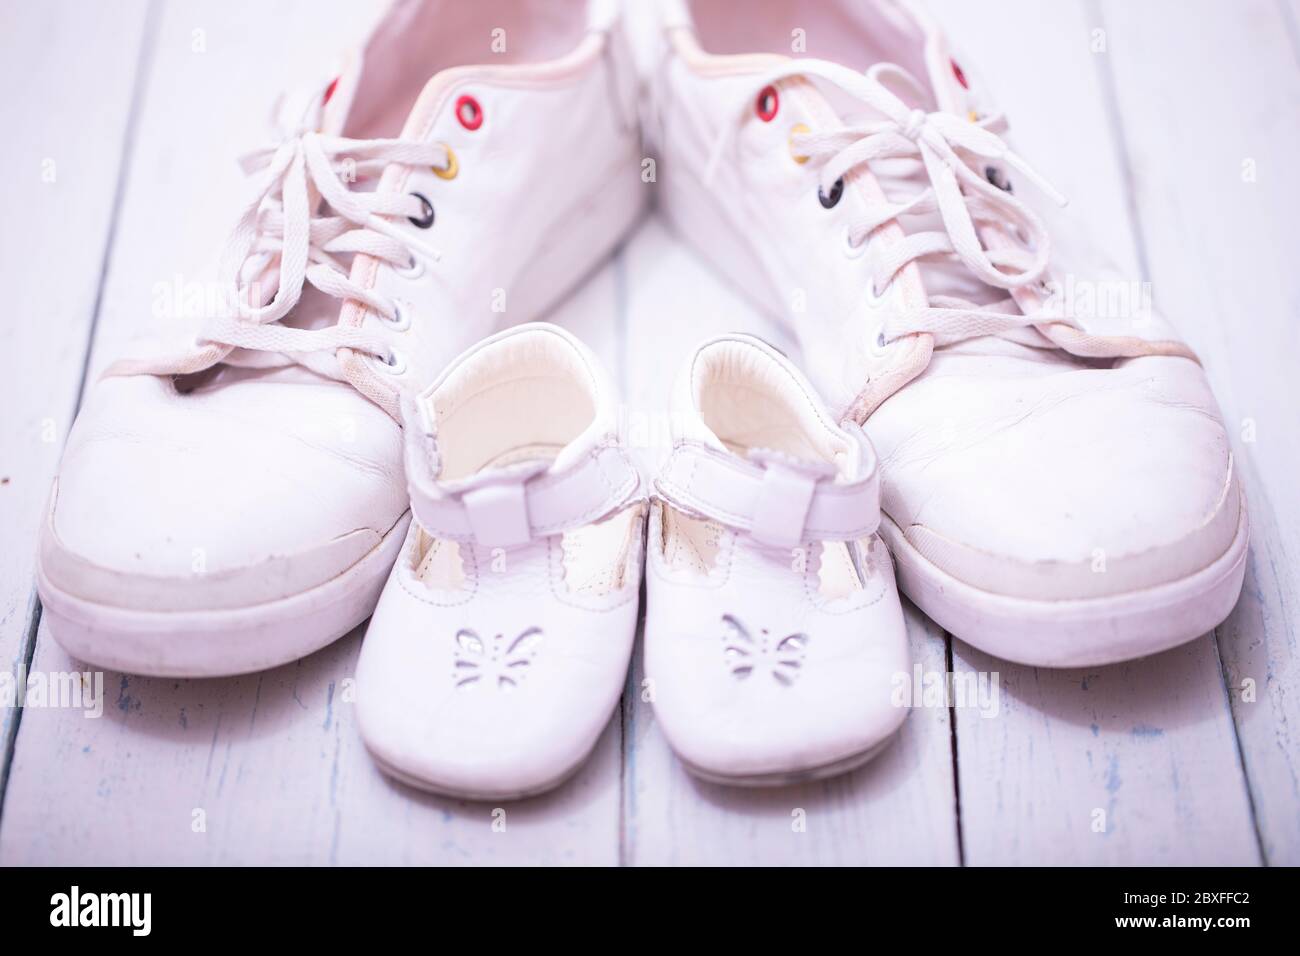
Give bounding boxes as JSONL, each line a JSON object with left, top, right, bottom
{"left": 36, "top": 0, "right": 1247, "bottom": 798}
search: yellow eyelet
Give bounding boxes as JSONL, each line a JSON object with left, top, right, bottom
{"left": 433, "top": 144, "right": 458, "bottom": 180}
{"left": 788, "top": 123, "right": 811, "bottom": 165}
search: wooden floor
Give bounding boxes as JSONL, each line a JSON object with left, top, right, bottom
{"left": 0, "top": 0, "right": 1296, "bottom": 865}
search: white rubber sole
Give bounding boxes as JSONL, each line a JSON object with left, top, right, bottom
{"left": 879, "top": 493, "right": 1250, "bottom": 667}
{"left": 37, "top": 513, "right": 410, "bottom": 678}
{"left": 679, "top": 735, "right": 898, "bottom": 788}
{"left": 365, "top": 744, "right": 595, "bottom": 804}
{"left": 361, "top": 703, "right": 620, "bottom": 803}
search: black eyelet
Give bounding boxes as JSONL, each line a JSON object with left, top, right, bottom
{"left": 985, "top": 165, "right": 1013, "bottom": 193}
{"left": 407, "top": 192, "right": 435, "bottom": 229}
{"left": 818, "top": 178, "right": 844, "bottom": 209}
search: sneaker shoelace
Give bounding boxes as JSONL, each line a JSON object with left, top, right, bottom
{"left": 710, "top": 58, "right": 1197, "bottom": 416}
{"left": 108, "top": 128, "right": 449, "bottom": 385}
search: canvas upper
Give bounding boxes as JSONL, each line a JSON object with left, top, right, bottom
{"left": 38, "top": 0, "right": 644, "bottom": 674}
{"left": 646, "top": 0, "right": 1244, "bottom": 623}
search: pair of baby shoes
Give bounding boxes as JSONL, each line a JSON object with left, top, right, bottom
{"left": 355, "top": 323, "right": 908, "bottom": 798}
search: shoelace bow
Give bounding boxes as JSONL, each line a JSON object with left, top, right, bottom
{"left": 710, "top": 59, "right": 1196, "bottom": 367}
{"left": 108, "top": 129, "right": 449, "bottom": 382}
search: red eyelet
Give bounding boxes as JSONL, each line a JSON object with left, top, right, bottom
{"left": 755, "top": 85, "right": 779, "bottom": 122}
{"left": 951, "top": 59, "right": 969, "bottom": 89}
{"left": 455, "top": 94, "right": 483, "bottom": 131}
{"left": 323, "top": 76, "right": 340, "bottom": 105}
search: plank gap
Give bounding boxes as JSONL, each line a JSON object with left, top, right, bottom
{"left": 1085, "top": 0, "right": 1153, "bottom": 285}
{"left": 0, "top": 599, "right": 42, "bottom": 829}
{"left": 72, "top": 0, "right": 164, "bottom": 413}
{"left": 1210, "top": 627, "right": 1268, "bottom": 864}
{"left": 944, "top": 632, "right": 966, "bottom": 866}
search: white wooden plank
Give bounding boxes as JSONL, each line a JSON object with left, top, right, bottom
{"left": 927, "top": 0, "right": 1261, "bottom": 864}
{"left": 0, "top": 0, "right": 150, "bottom": 794}
{"left": 0, "top": 619, "right": 622, "bottom": 865}
{"left": 1101, "top": 0, "right": 1300, "bottom": 864}
{"left": 955, "top": 638, "right": 1258, "bottom": 865}
{"left": 0, "top": 0, "right": 623, "bottom": 865}
{"left": 616, "top": 218, "right": 960, "bottom": 865}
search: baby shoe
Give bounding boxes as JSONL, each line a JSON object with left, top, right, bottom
{"left": 644, "top": 334, "right": 909, "bottom": 786}
{"left": 647, "top": 0, "right": 1246, "bottom": 666}
{"left": 37, "top": 0, "right": 644, "bottom": 676}
{"left": 356, "top": 323, "right": 645, "bottom": 800}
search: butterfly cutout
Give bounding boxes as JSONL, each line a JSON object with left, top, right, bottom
{"left": 720, "top": 614, "right": 808, "bottom": 685}
{"left": 453, "top": 627, "right": 543, "bottom": 691}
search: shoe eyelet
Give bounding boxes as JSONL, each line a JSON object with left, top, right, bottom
{"left": 376, "top": 348, "right": 407, "bottom": 375}
{"left": 382, "top": 300, "right": 413, "bottom": 331}
{"left": 818, "top": 178, "right": 844, "bottom": 209}
{"left": 407, "top": 192, "right": 435, "bottom": 229}
{"left": 869, "top": 328, "right": 890, "bottom": 357}
{"left": 394, "top": 255, "right": 424, "bottom": 280}
{"left": 455, "top": 94, "right": 483, "bottom": 131}
{"left": 755, "top": 85, "right": 779, "bottom": 122}
{"left": 788, "top": 123, "right": 811, "bottom": 164}
{"left": 433, "top": 144, "right": 459, "bottom": 180}
{"left": 985, "top": 165, "right": 1013, "bottom": 193}
{"left": 951, "top": 59, "right": 969, "bottom": 90}
{"left": 841, "top": 226, "right": 868, "bottom": 260}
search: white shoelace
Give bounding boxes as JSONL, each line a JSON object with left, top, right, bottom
{"left": 109, "top": 130, "right": 449, "bottom": 382}
{"left": 710, "top": 59, "right": 1197, "bottom": 371}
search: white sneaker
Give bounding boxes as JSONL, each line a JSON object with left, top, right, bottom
{"left": 356, "top": 323, "right": 644, "bottom": 800}
{"left": 37, "top": 0, "right": 644, "bottom": 676}
{"left": 645, "top": 334, "right": 909, "bottom": 785}
{"left": 648, "top": 0, "right": 1247, "bottom": 666}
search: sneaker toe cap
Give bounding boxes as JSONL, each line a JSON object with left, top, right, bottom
{"left": 41, "top": 374, "right": 406, "bottom": 611}
{"left": 873, "top": 357, "right": 1240, "bottom": 601}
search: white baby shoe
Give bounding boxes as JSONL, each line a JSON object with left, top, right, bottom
{"left": 645, "top": 334, "right": 909, "bottom": 786}
{"left": 356, "top": 323, "right": 645, "bottom": 800}
{"left": 647, "top": 0, "right": 1246, "bottom": 666}
{"left": 37, "top": 0, "right": 643, "bottom": 676}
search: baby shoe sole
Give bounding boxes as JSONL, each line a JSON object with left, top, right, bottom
{"left": 36, "top": 513, "right": 410, "bottom": 678}
{"left": 363, "top": 734, "right": 607, "bottom": 803}
{"left": 678, "top": 734, "right": 898, "bottom": 789}
{"left": 879, "top": 487, "right": 1249, "bottom": 668}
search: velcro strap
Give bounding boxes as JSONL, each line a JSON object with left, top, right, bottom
{"left": 654, "top": 425, "right": 880, "bottom": 548}
{"left": 405, "top": 438, "right": 641, "bottom": 548}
